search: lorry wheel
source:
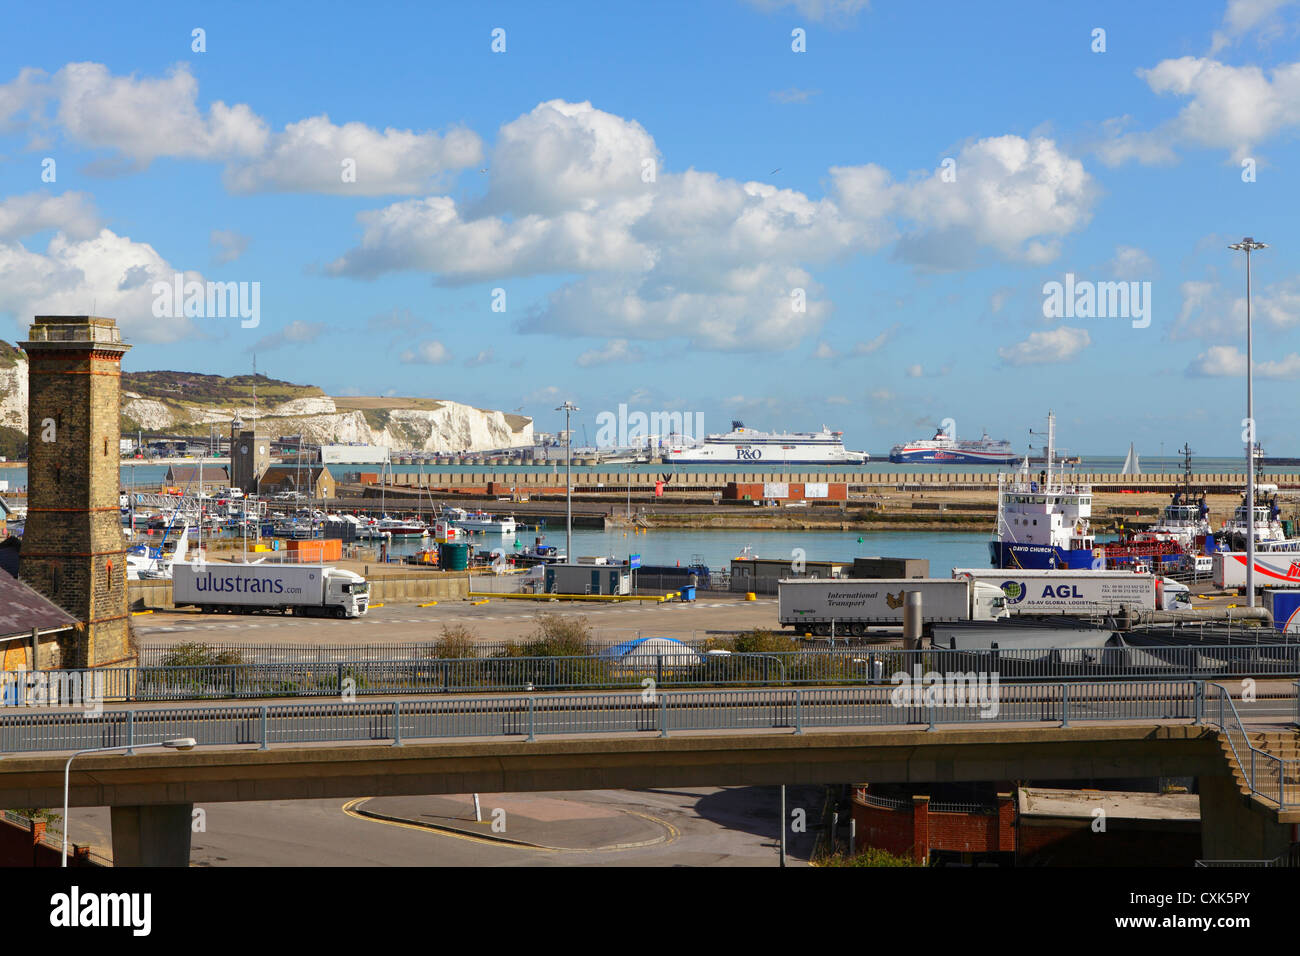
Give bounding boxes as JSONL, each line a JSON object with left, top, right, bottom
{"left": 334, "top": 606, "right": 347, "bottom": 619}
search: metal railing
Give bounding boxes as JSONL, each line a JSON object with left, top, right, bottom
{"left": 0, "top": 680, "right": 1205, "bottom": 755}
{"left": 1205, "top": 682, "right": 1300, "bottom": 808}
{"left": 96, "top": 644, "right": 1300, "bottom": 702}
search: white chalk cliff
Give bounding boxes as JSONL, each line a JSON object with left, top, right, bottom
{"left": 0, "top": 344, "right": 532, "bottom": 451}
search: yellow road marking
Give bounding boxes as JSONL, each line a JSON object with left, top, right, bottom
{"left": 341, "top": 798, "right": 678, "bottom": 852}
{"left": 341, "top": 798, "right": 555, "bottom": 851}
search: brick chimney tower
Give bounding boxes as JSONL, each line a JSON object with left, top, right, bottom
{"left": 19, "top": 316, "right": 132, "bottom": 668}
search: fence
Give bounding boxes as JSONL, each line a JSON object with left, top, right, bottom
{"left": 138, "top": 634, "right": 717, "bottom": 666}
{"left": 0, "top": 680, "right": 1206, "bottom": 754}
{"left": 104, "top": 644, "right": 1300, "bottom": 701}
{"left": 467, "top": 574, "right": 531, "bottom": 594}
{"left": 0, "top": 810, "right": 104, "bottom": 866}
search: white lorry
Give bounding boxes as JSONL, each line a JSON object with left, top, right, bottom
{"left": 778, "top": 578, "right": 1009, "bottom": 636}
{"left": 951, "top": 568, "right": 1177, "bottom": 614}
{"left": 172, "top": 561, "right": 370, "bottom": 618}
{"left": 1213, "top": 551, "right": 1300, "bottom": 590}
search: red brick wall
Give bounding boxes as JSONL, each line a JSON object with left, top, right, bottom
{"left": 852, "top": 790, "right": 1016, "bottom": 863}
{"left": 853, "top": 799, "right": 919, "bottom": 858}
{"left": 724, "top": 481, "right": 848, "bottom": 501}
{"left": 0, "top": 817, "right": 92, "bottom": 867}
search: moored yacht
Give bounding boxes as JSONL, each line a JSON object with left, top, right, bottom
{"left": 451, "top": 509, "right": 517, "bottom": 534}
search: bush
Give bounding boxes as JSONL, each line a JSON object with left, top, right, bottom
{"left": 519, "top": 613, "right": 595, "bottom": 657}
{"left": 431, "top": 624, "right": 479, "bottom": 659}
{"left": 818, "top": 846, "right": 923, "bottom": 867}
{"left": 702, "top": 629, "right": 801, "bottom": 654}
{"left": 9, "top": 808, "right": 61, "bottom": 827}
{"left": 158, "top": 642, "right": 247, "bottom": 667}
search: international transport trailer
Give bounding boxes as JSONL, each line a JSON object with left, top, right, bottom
{"left": 172, "top": 562, "right": 369, "bottom": 618}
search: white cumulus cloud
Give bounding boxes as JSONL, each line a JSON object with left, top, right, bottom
{"left": 1188, "top": 344, "right": 1300, "bottom": 378}
{"left": 1211, "top": 0, "right": 1298, "bottom": 53}
{"left": 0, "top": 62, "right": 482, "bottom": 193}
{"left": 1099, "top": 56, "right": 1300, "bottom": 164}
{"left": 399, "top": 340, "right": 451, "bottom": 364}
{"left": 0, "top": 192, "right": 99, "bottom": 242}
{"left": 0, "top": 228, "right": 206, "bottom": 344}
{"left": 328, "top": 101, "right": 1095, "bottom": 351}
{"left": 998, "top": 326, "right": 1091, "bottom": 366}
{"left": 224, "top": 114, "right": 482, "bottom": 196}
{"left": 575, "top": 338, "right": 644, "bottom": 367}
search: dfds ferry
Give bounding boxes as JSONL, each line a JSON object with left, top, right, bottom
{"left": 665, "top": 422, "right": 867, "bottom": 465}
{"left": 890, "top": 427, "right": 1019, "bottom": 465}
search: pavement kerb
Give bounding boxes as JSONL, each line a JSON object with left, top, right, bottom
{"left": 347, "top": 797, "right": 674, "bottom": 851}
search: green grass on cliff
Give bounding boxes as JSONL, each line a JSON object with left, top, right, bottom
{"left": 122, "top": 371, "right": 323, "bottom": 406}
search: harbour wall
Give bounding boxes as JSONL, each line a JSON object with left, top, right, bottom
{"left": 357, "top": 471, "right": 1295, "bottom": 492}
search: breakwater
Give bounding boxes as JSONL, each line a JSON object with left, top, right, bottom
{"left": 355, "top": 470, "right": 1292, "bottom": 494}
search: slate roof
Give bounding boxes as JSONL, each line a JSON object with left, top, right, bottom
{"left": 0, "top": 543, "right": 78, "bottom": 639}
{"left": 165, "top": 465, "right": 230, "bottom": 484}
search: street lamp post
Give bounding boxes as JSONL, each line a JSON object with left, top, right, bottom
{"left": 62, "top": 737, "right": 196, "bottom": 866}
{"left": 1229, "top": 238, "right": 1267, "bottom": 608}
{"left": 555, "top": 401, "right": 579, "bottom": 562}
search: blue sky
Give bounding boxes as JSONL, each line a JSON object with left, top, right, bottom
{"left": 0, "top": 0, "right": 1297, "bottom": 455}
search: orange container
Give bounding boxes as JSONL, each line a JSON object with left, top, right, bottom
{"left": 284, "top": 539, "right": 342, "bottom": 562}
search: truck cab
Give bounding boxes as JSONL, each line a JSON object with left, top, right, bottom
{"left": 971, "top": 582, "right": 1010, "bottom": 620}
{"left": 327, "top": 569, "right": 370, "bottom": 618}
{"left": 1157, "top": 577, "right": 1192, "bottom": 610}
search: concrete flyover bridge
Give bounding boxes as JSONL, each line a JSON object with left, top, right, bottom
{"left": 1, "top": 681, "right": 1295, "bottom": 865}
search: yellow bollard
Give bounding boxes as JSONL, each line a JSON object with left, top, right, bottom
{"left": 745, "top": 592, "right": 756, "bottom": 601}
{"left": 418, "top": 601, "right": 438, "bottom": 607}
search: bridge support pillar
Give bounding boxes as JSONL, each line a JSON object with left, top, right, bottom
{"left": 110, "top": 803, "right": 193, "bottom": 867}
{"left": 1197, "top": 776, "right": 1295, "bottom": 862}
